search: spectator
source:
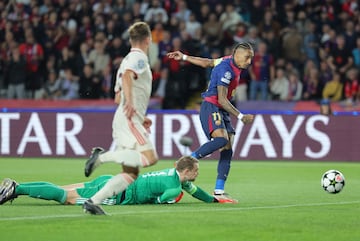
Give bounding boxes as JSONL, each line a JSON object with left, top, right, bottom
{"left": 166, "top": 15, "right": 181, "bottom": 38}
{"left": 303, "top": 21, "right": 320, "bottom": 67}
{"left": 59, "top": 68, "right": 79, "bottom": 100}
{"left": 93, "top": 13, "right": 106, "bottom": 33}
{"left": 151, "top": 22, "right": 165, "bottom": 44}
{"left": 39, "top": 0, "right": 53, "bottom": 16}
{"left": 321, "top": 27, "right": 338, "bottom": 60}
{"left": 75, "top": 42, "right": 90, "bottom": 76}
{"left": 19, "top": 29, "right": 44, "bottom": 98}
{"left": 6, "top": 47, "right": 27, "bottom": 99}
{"left": 1, "top": 0, "right": 359, "bottom": 107}
{"left": 144, "top": 0, "right": 168, "bottom": 25}
{"left": 233, "top": 22, "right": 247, "bottom": 45}
{"left": 248, "top": 41, "right": 274, "bottom": 100}
{"left": 158, "top": 30, "right": 172, "bottom": 60}
{"left": 138, "top": 0, "right": 150, "bottom": 16}
{"left": 352, "top": 36, "right": 360, "bottom": 68}
{"left": 303, "top": 59, "right": 317, "bottom": 86}
{"left": 257, "top": 9, "right": 282, "bottom": 38}
{"left": 162, "top": 37, "right": 188, "bottom": 109}
{"left": 57, "top": 46, "right": 77, "bottom": 76}
{"left": 281, "top": 25, "right": 304, "bottom": 74}
{"left": 197, "top": 3, "right": 210, "bottom": 24}
{"left": 88, "top": 37, "right": 110, "bottom": 75}
{"left": 78, "top": 63, "right": 101, "bottom": 99}
{"left": 202, "top": 12, "right": 222, "bottom": 50}
{"left": 7, "top": 2, "right": 29, "bottom": 23}
{"left": 149, "top": 39, "right": 160, "bottom": 69}
{"left": 131, "top": 1, "right": 145, "bottom": 21}
{"left": 235, "top": 69, "right": 250, "bottom": 102}
{"left": 219, "top": 3, "right": 243, "bottom": 35}
{"left": 327, "top": 34, "right": 354, "bottom": 78}
{"left": 318, "top": 60, "right": 333, "bottom": 88}
{"left": 286, "top": 70, "right": 303, "bottom": 101}
{"left": 151, "top": 59, "right": 162, "bottom": 97}
{"left": 213, "top": 2, "right": 224, "bottom": 19}
{"left": 341, "top": 0, "right": 359, "bottom": 18}
{"left": 243, "top": 26, "right": 261, "bottom": 50}
{"left": 295, "top": 10, "right": 308, "bottom": 36}
{"left": 153, "top": 67, "right": 168, "bottom": 100}
{"left": 173, "top": 0, "right": 191, "bottom": 22}
{"left": 185, "top": 12, "right": 201, "bottom": 40}
{"left": 59, "top": 8, "right": 77, "bottom": 34}
{"left": 37, "top": 69, "right": 62, "bottom": 100}
{"left": 104, "top": 19, "right": 122, "bottom": 42}
{"left": 302, "top": 66, "right": 321, "bottom": 101}
{"left": 112, "top": 0, "right": 127, "bottom": 16}
{"left": 107, "top": 36, "right": 130, "bottom": 64}
{"left": 321, "top": 0, "right": 342, "bottom": 27}
{"left": 269, "top": 67, "right": 289, "bottom": 101}
{"left": 262, "top": 29, "right": 282, "bottom": 61}
{"left": 343, "top": 19, "right": 357, "bottom": 52}
{"left": 248, "top": 0, "right": 264, "bottom": 26}
{"left": 322, "top": 71, "right": 343, "bottom": 102}
{"left": 343, "top": 68, "right": 359, "bottom": 106}
{"left": 77, "top": 15, "right": 94, "bottom": 43}
{"left": 100, "top": 64, "right": 113, "bottom": 99}
{"left": 31, "top": 14, "right": 46, "bottom": 46}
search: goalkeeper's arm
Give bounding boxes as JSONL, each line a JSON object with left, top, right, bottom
{"left": 182, "top": 181, "right": 217, "bottom": 203}
{"left": 154, "top": 188, "right": 183, "bottom": 204}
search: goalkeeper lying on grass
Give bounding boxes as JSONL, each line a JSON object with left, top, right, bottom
{"left": 0, "top": 156, "right": 237, "bottom": 207}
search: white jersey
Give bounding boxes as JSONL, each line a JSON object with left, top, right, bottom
{"left": 114, "top": 48, "right": 152, "bottom": 122}
{"left": 112, "top": 48, "right": 154, "bottom": 151}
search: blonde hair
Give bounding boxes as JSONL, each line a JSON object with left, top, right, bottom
{"left": 175, "top": 156, "right": 199, "bottom": 172}
{"left": 128, "top": 21, "right": 151, "bottom": 43}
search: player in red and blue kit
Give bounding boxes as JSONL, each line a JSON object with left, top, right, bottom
{"left": 167, "top": 43, "right": 255, "bottom": 199}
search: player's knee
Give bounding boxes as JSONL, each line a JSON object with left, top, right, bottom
{"left": 123, "top": 166, "right": 139, "bottom": 177}
{"left": 141, "top": 150, "right": 158, "bottom": 166}
{"left": 213, "top": 137, "right": 228, "bottom": 149}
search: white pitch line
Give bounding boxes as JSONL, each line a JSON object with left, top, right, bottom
{"left": 0, "top": 200, "right": 359, "bottom": 221}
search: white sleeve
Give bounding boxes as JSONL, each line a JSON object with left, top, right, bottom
{"left": 113, "top": 52, "right": 148, "bottom": 93}
{"left": 122, "top": 52, "right": 148, "bottom": 76}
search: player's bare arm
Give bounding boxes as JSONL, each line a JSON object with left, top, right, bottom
{"left": 114, "top": 91, "right": 121, "bottom": 104}
{"left": 167, "top": 51, "right": 214, "bottom": 68}
{"left": 217, "top": 86, "right": 254, "bottom": 124}
{"left": 143, "top": 116, "right": 152, "bottom": 133}
{"left": 122, "top": 69, "right": 136, "bottom": 119}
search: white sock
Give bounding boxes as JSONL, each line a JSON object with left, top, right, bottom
{"left": 91, "top": 173, "right": 134, "bottom": 205}
{"left": 99, "top": 150, "right": 150, "bottom": 168}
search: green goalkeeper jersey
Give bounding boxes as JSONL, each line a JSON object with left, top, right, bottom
{"left": 120, "top": 168, "right": 214, "bottom": 205}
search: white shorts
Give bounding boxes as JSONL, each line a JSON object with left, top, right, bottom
{"left": 112, "top": 107, "right": 154, "bottom": 152}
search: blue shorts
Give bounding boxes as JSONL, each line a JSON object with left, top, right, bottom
{"left": 199, "top": 101, "right": 235, "bottom": 140}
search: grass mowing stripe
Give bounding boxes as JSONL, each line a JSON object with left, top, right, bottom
{"left": 1, "top": 200, "right": 358, "bottom": 221}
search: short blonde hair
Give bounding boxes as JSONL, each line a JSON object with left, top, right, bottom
{"left": 175, "top": 156, "right": 199, "bottom": 172}
{"left": 128, "top": 21, "right": 151, "bottom": 43}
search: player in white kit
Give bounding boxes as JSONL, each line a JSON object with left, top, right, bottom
{"left": 83, "top": 22, "right": 159, "bottom": 215}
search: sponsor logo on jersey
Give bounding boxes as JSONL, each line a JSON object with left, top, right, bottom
{"left": 221, "top": 71, "right": 232, "bottom": 84}
{"left": 137, "top": 59, "right": 145, "bottom": 70}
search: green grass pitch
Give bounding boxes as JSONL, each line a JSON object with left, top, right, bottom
{"left": 0, "top": 157, "right": 359, "bottom": 241}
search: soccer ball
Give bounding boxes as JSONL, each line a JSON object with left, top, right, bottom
{"left": 321, "top": 170, "right": 345, "bottom": 194}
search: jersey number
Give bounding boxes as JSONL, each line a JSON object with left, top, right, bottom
{"left": 212, "top": 112, "right": 222, "bottom": 122}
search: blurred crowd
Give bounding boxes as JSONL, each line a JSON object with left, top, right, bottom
{"left": 0, "top": 0, "right": 360, "bottom": 109}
